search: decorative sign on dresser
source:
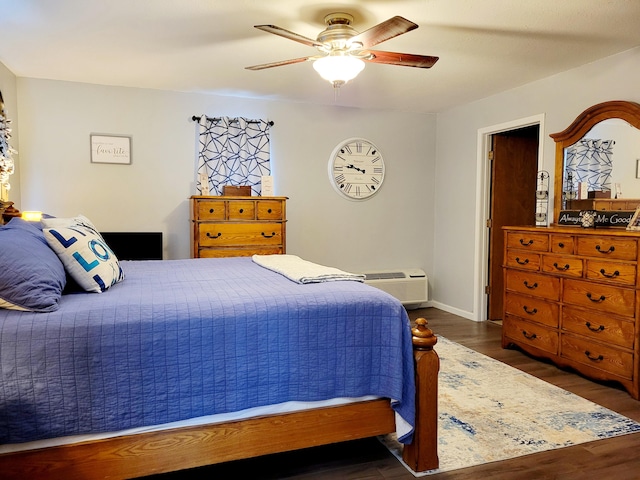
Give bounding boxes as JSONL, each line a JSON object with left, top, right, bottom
{"left": 190, "top": 196, "right": 287, "bottom": 258}
{"left": 502, "top": 225, "right": 640, "bottom": 398}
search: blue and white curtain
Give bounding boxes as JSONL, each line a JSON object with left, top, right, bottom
{"left": 564, "top": 138, "right": 614, "bottom": 193}
{"left": 196, "top": 116, "right": 271, "bottom": 196}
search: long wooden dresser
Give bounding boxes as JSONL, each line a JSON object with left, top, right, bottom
{"left": 190, "top": 195, "right": 287, "bottom": 258}
{"left": 502, "top": 225, "right": 640, "bottom": 399}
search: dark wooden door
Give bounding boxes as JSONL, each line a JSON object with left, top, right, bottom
{"left": 487, "top": 126, "right": 539, "bottom": 320}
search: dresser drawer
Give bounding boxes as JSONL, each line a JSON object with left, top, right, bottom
{"left": 257, "top": 200, "right": 284, "bottom": 220}
{"left": 503, "top": 315, "right": 559, "bottom": 355}
{"left": 562, "top": 306, "right": 635, "bottom": 349}
{"left": 227, "top": 201, "right": 255, "bottom": 220}
{"left": 194, "top": 200, "right": 226, "bottom": 220}
{"left": 505, "top": 251, "right": 541, "bottom": 271}
{"left": 560, "top": 333, "right": 633, "bottom": 380}
{"left": 199, "top": 223, "right": 284, "bottom": 247}
{"left": 550, "top": 235, "right": 574, "bottom": 254}
{"left": 198, "top": 246, "right": 283, "bottom": 258}
{"left": 576, "top": 236, "right": 637, "bottom": 261}
{"left": 585, "top": 260, "right": 636, "bottom": 286}
{"left": 504, "top": 292, "right": 559, "bottom": 328}
{"left": 562, "top": 279, "right": 635, "bottom": 317}
{"left": 505, "top": 269, "right": 560, "bottom": 301}
{"left": 506, "top": 232, "right": 549, "bottom": 252}
{"left": 541, "top": 254, "right": 583, "bottom": 278}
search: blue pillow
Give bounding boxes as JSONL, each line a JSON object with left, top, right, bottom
{"left": 0, "top": 217, "right": 67, "bottom": 312}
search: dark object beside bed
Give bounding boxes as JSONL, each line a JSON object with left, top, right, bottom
{"left": 100, "top": 232, "right": 163, "bottom": 260}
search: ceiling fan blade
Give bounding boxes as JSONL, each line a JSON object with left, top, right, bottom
{"left": 254, "top": 24, "right": 324, "bottom": 48}
{"left": 245, "top": 56, "right": 311, "bottom": 71}
{"left": 350, "top": 16, "right": 418, "bottom": 49}
{"left": 364, "top": 50, "right": 439, "bottom": 68}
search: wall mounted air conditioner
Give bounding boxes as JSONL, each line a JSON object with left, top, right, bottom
{"left": 362, "top": 268, "right": 428, "bottom": 309}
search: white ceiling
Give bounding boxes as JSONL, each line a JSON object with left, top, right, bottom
{"left": 1, "top": 0, "right": 640, "bottom": 113}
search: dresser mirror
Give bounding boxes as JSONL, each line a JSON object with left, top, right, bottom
{"left": 550, "top": 100, "right": 640, "bottom": 224}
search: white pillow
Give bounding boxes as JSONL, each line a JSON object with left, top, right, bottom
{"left": 43, "top": 215, "right": 124, "bottom": 293}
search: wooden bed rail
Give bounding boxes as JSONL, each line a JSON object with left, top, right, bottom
{"left": 0, "top": 318, "right": 440, "bottom": 478}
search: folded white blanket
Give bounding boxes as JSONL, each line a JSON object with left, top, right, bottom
{"left": 252, "top": 254, "right": 365, "bottom": 284}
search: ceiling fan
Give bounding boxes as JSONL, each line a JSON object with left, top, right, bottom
{"left": 245, "top": 13, "right": 439, "bottom": 89}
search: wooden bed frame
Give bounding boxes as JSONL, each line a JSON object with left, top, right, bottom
{"left": 0, "top": 318, "right": 439, "bottom": 479}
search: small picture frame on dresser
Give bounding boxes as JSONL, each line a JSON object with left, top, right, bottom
{"left": 626, "top": 207, "right": 640, "bottom": 231}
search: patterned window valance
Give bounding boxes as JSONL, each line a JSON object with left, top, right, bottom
{"left": 194, "top": 115, "right": 273, "bottom": 196}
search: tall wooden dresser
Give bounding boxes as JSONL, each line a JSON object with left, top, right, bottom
{"left": 502, "top": 225, "right": 640, "bottom": 399}
{"left": 190, "top": 196, "right": 287, "bottom": 258}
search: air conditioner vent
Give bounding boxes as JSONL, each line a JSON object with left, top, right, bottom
{"left": 361, "top": 268, "right": 428, "bottom": 309}
{"left": 364, "top": 271, "right": 406, "bottom": 281}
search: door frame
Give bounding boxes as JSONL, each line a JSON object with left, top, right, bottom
{"left": 473, "top": 114, "right": 546, "bottom": 321}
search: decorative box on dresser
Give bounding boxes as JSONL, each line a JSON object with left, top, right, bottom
{"left": 190, "top": 195, "right": 287, "bottom": 258}
{"left": 502, "top": 225, "right": 640, "bottom": 399}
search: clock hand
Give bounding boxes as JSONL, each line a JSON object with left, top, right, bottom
{"left": 346, "top": 164, "right": 366, "bottom": 174}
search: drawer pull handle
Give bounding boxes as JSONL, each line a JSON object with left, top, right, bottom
{"left": 522, "top": 330, "right": 537, "bottom": 340}
{"left": 586, "top": 292, "right": 606, "bottom": 303}
{"left": 523, "top": 306, "right": 538, "bottom": 315}
{"left": 515, "top": 257, "right": 529, "bottom": 265}
{"left": 523, "top": 281, "right": 538, "bottom": 289}
{"left": 599, "top": 268, "right": 620, "bottom": 278}
{"left": 553, "top": 262, "right": 570, "bottom": 271}
{"left": 239, "top": 208, "right": 244, "bottom": 213}
{"left": 268, "top": 209, "right": 272, "bottom": 213}
{"left": 209, "top": 209, "right": 215, "bottom": 214}
{"left": 585, "top": 322, "right": 605, "bottom": 332}
{"left": 584, "top": 351, "right": 604, "bottom": 362}
{"left": 519, "top": 239, "right": 534, "bottom": 246}
{"left": 262, "top": 232, "right": 276, "bottom": 238}
{"left": 558, "top": 242, "right": 565, "bottom": 248}
{"left": 595, "top": 245, "right": 615, "bottom": 254}
{"left": 206, "top": 232, "right": 222, "bottom": 239}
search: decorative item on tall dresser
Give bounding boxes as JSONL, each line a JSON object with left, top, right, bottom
{"left": 579, "top": 210, "right": 597, "bottom": 228}
{"left": 502, "top": 226, "right": 640, "bottom": 399}
{"left": 535, "top": 170, "right": 550, "bottom": 226}
{"left": 627, "top": 207, "right": 640, "bottom": 231}
{"left": 328, "top": 138, "right": 385, "bottom": 200}
{"left": 190, "top": 195, "right": 287, "bottom": 258}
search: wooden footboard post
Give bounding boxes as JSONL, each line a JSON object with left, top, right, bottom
{"left": 402, "top": 317, "right": 439, "bottom": 472}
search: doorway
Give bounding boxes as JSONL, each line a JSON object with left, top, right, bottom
{"left": 486, "top": 126, "right": 540, "bottom": 320}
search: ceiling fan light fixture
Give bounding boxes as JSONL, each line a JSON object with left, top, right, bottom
{"left": 313, "top": 55, "right": 365, "bottom": 87}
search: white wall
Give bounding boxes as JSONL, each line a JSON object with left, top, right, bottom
{"left": 14, "top": 78, "right": 436, "bottom": 277}
{"left": 11, "top": 45, "right": 640, "bottom": 319}
{"left": 0, "top": 61, "right": 20, "bottom": 203}
{"left": 433, "top": 46, "right": 640, "bottom": 319}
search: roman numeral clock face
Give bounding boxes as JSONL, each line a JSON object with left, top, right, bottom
{"left": 328, "top": 138, "right": 385, "bottom": 200}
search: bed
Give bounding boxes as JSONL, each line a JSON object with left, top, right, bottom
{"left": 0, "top": 217, "right": 439, "bottom": 478}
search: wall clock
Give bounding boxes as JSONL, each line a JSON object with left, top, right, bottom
{"left": 328, "top": 138, "right": 385, "bottom": 200}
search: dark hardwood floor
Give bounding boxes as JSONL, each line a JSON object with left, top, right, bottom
{"left": 146, "top": 307, "right": 640, "bottom": 480}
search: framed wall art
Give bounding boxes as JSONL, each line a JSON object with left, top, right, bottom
{"left": 90, "top": 134, "right": 132, "bottom": 165}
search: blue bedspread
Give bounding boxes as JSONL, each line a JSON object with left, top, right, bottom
{"left": 0, "top": 257, "right": 415, "bottom": 445}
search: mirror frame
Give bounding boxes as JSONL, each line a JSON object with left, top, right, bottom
{"left": 550, "top": 100, "right": 640, "bottom": 224}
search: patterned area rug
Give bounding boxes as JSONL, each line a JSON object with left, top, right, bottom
{"left": 380, "top": 336, "right": 640, "bottom": 476}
